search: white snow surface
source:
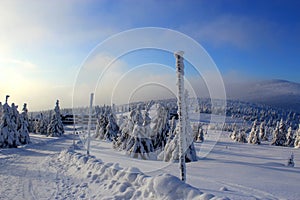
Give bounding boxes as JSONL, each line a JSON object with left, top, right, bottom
{"left": 0, "top": 129, "right": 300, "bottom": 199}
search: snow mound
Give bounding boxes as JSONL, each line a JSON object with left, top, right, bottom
{"left": 55, "top": 149, "right": 226, "bottom": 200}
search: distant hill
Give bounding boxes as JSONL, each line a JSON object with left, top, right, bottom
{"left": 225, "top": 79, "right": 300, "bottom": 112}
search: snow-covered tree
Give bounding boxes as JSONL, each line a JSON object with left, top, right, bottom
{"left": 10, "top": 103, "right": 20, "bottom": 147}
{"left": 0, "top": 102, "right": 3, "bottom": 124}
{"left": 95, "top": 106, "right": 119, "bottom": 141}
{"left": 230, "top": 123, "right": 238, "bottom": 141}
{"left": 28, "top": 113, "right": 35, "bottom": 133}
{"left": 150, "top": 104, "right": 170, "bottom": 151}
{"left": 125, "top": 107, "right": 155, "bottom": 160}
{"left": 18, "top": 103, "right": 30, "bottom": 144}
{"left": 36, "top": 113, "right": 48, "bottom": 135}
{"left": 236, "top": 131, "right": 247, "bottom": 143}
{"left": 95, "top": 111, "right": 107, "bottom": 140}
{"left": 287, "top": 153, "right": 295, "bottom": 167}
{"left": 271, "top": 119, "right": 287, "bottom": 146}
{"left": 259, "top": 121, "right": 268, "bottom": 141}
{"left": 194, "top": 123, "right": 204, "bottom": 143}
{"left": 248, "top": 120, "right": 260, "bottom": 144}
{"left": 113, "top": 115, "right": 133, "bottom": 150}
{"left": 182, "top": 90, "right": 197, "bottom": 161}
{"left": 104, "top": 113, "right": 119, "bottom": 141}
{"left": 0, "top": 96, "right": 19, "bottom": 148}
{"left": 294, "top": 125, "right": 300, "bottom": 148}
{"left": 285, "top": 126, "right": 294, "bottom": 147}
{"left": 47, "top": 100, "right": 64, "bottom": 137}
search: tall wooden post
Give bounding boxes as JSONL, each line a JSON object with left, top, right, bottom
{"left": 175, "top": 51, "right": 187, "bottom": 182}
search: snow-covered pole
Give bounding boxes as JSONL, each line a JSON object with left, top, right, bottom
{"left": 175, "top": 51, "right": 187, "bottom": 182}
{"left": 87, "top": 93, "right": 94, "bottom": 156}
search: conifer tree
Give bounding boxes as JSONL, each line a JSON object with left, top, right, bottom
{"left": 236, "top": 130, "right": 247, "bottom": 143}
{"left": 10, "top": 103, "right": 20, "bottom": 147}
{"left": 150, "top": 104, "right": 170, "bottom": 151}
{"left": 248, "top": 120, "right": 260, "bottom": 144}
{"left": 37, "top": 113, "right": 48, "bottom": 135}
{"left": 271, "top": 119, "right": 287, "bottom": 146}
{"left": 287, "top": 153, "right": 295, "bottom": 167}
{"left": 104, "top": 113, "right": 119, "bottom": 141}
{"left": 0, "top": 96, "right": 19, "bottom": 147}
{"left": 230, "top": 123, "right": 238, "bottom": 141}
{"left": 113, "top": 115, "right": 133, "bottom": 150}
{"left": 125, "top": 107, "right": 155, "bottom": 160}
{"left": 47, "top": 100, "right": 64, "bottom": 137}
{"left": 95, "top": 106, "right": 119, "bottom": 141}
{"left": 294, "top": 125, "right": 300, "bottom": 148}
{"left": 285, "top": 126, "right": 294, "bottom": 147}
{"left": 259, "top": 121, "right": 268, "bottom": 141}
{"left": 18, "top": 103, "right": 30, "bottom": 144}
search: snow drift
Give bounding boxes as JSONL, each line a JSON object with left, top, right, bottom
{"left": 55, "top": 149, "right": 227, "bottom": 200}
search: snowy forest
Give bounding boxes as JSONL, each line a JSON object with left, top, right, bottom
{"left": 7, "top": 96, "right": 297, "bottom": 153}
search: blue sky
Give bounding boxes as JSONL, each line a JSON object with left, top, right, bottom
{"left": 0, "top": 0, "right": 299, "bottom": 110}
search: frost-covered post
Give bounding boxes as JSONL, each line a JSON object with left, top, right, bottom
{"left": 175, "top": 51, "right": 187, "bottom": 182}
{"left": 87, "top": 93, "right": 94, "bottom": 156}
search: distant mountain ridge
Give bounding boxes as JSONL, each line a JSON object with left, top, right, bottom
{"left": 226, "top": 79, "right": 300, "bottom": 112}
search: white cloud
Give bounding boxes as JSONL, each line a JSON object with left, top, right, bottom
{"left": 0, "top": 58, "right": 37, "bottom": 70}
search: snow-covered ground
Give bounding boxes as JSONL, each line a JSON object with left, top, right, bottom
{"left": 1, "top": 130, "right": 299, "bottom": 200}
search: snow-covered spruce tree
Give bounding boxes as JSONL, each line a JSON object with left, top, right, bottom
{"left": 117, "top": 114, "right": 125, "bottom": 128}
{"left": 285, "top": 126, "right": 295, "bottom": 147}
{"left": 47, "top": 100, "right": 64, "bottom": 137}
{"left": 28, "top": 113, "right": 35, "bottom": 133}
{"left": 194, "top": 123, "right": 204, "bottom": 143}
{"left": 113, "top": 115, "right": 133, "bottom": 150}
{"left": 125, "top": 107, "right": 155, "bottom": 160}
{"left": 230, "top": 123, "right": 238, "bottom": 141}
{"left": 0, "top": 102, "right": 3, "bottom": 123}
{"left": 0, "top": 97, "right": 10, "bottom": 147}
{"left": 271, "top": 119, "right": 287, "bottom": 146}
{"left": 36, "top": 113, "right": 48, "bottom": 135}
{"left": 259, "top": 121, "right": 268, "bottom": 141}
{"left": 150, "top": 103, "right": 170, "bottom": 152}
{"left": 294, "top": 125, "right": 300, "bottom": 148}
{"left": 95, "top": 106, "right": 119, "bottom": 141}
{"left": 104, "top": 113, "right": 119, "bottom": 141}
{"left": 18, "top": 103, "right": 30, "bottom": 144}
{"left": 182, "top": 90, "right": 197, "bottom": 161}
{"left": 0, "top": 95, "right": 19, "bottom": 148}
{"left": 287, "top": 153, "right": 295, "bottom": 167}
{"left": 168, "top": 116, "right": 176, "bottom": 140}
{"left": 95, "top": 110, "right": 107, "bottom": 140}
{"left": 10, "top": 103, "right": 21, "bottom": 147}
{"left": 248, "top": 120, "right": 260, "bottom": 144}
{"left": 236, "top": 130, "right": 247, "bottom": 143}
